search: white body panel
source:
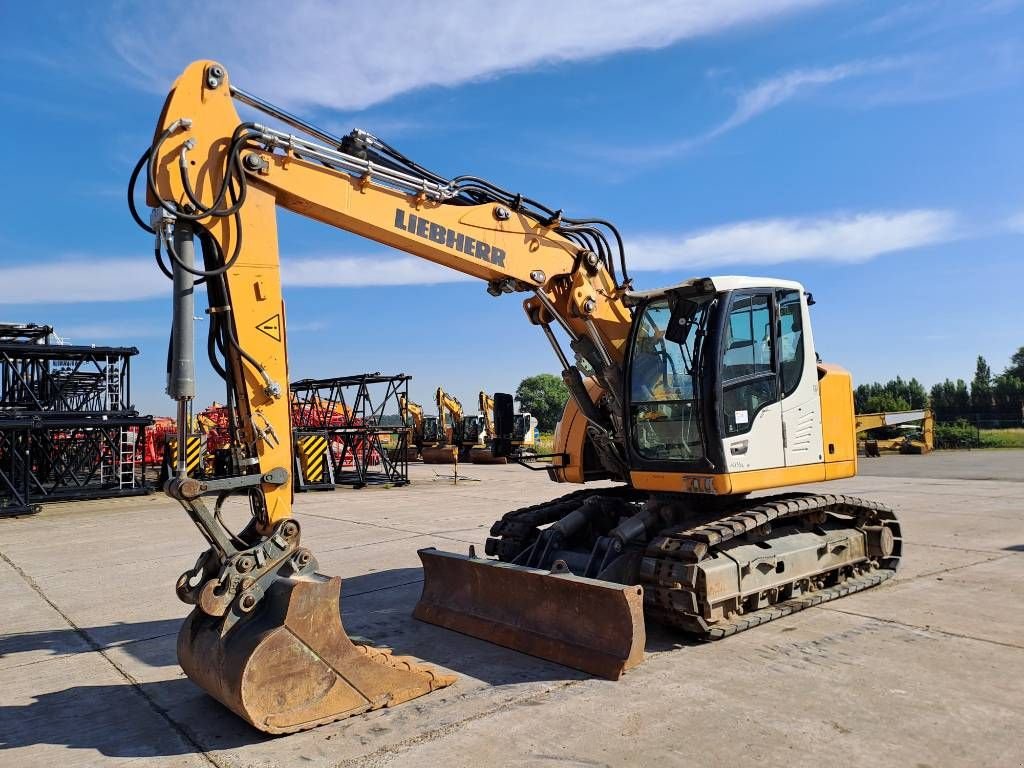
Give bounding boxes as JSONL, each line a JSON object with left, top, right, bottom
{"left": 782, "top": 295, "right": 824, "bottom": 467}
{"left": 723, "top": 402, "right": 784, "bottom": 472}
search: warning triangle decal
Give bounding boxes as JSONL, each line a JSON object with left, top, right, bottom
{"left": 256, "top": 314, "right": 282, "bottom": 342}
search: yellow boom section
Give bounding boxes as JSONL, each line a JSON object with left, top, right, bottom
{"left": 150, "top": 60, "right": 632, "bottom": 524}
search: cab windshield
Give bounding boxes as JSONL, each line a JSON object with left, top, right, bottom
{"left": 630, "top": 298, "right": 708, "bottom": 461}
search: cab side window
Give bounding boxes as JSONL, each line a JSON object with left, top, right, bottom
{"left": 722, "top": 293, "right": 777, "bottom": 436}
{"left": 777, "top": 289, "right": 804, "bottom": 398}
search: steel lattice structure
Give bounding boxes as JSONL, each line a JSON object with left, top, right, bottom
{"left": 290, "top": 373, "right": 411, "bottom": 489}
{"left": 0, "top": 325, "right": 152, "bottom": 516}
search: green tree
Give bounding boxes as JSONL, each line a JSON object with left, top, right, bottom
{"left": 929, "top": 378, "right": 970, "bottom": 410}
{"left": 992, "top": 373, "right": 1024, "bottom": 411}
{"left": 863, "top": 392, "right": 911, "bottom": 413}
{"left": 1007, "top": 346, "right": 1024, "bottom": 380}
{"left": 515, "top": 373, "right": 569, "bottom": 431}
{"left": 971, "top": 356, "right": 992, "bottom": 410}
{"left": 855, "top": 377, "right": 926, "bottom": 413}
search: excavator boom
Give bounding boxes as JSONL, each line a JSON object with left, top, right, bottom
{"left": 135, "top": 60, "right": 643, "bottom": 729}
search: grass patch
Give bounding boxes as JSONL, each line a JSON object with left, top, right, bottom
{"left": 533, "top": 431, "right": 555, "bottom": 459}
{"left": 980, "top": 428, "right": 1024, "bottom": 449}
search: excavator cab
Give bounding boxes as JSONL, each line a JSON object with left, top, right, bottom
{"left": 418, "top": 277, "right": 896, "bottom": 677}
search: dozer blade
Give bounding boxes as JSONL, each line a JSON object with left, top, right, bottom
{"left": 178, "top": 575, "right": 455, "bottom": 734}
{"left": 414, "top": 548, "right": 645, "bottom": 680}
{"left": 421, "top": 445, "right": 458, "bottom": 464}
{"left": 469, "top": 447, "right": 507, "bottom": 465}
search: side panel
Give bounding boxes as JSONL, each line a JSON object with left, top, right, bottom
{"left": 630, "top": 463, "right": 828, "bottom": 494}
{"left": 818, "top": 364, "right": 857, "bottom": 469}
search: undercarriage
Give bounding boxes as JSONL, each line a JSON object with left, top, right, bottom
{"left": 483, "top": 487, "right": 901, "bottom": 640}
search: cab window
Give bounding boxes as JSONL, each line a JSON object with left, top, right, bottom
{"left": 777, "top": 289, "right": 804, "bottom": 398}
{"left": 722, "top": 292, "right": 777, "bottom": 436}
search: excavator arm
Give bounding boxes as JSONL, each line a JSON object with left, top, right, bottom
{"left": 398, "top": 394, "right": 424, "bottom": 442}
{"left": 135, "top": 60, "right": 643, "bottom": 731}
{"left": 479, "top": 391, "right": 496, "bottom": 439}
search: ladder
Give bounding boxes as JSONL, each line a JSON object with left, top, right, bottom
{"left": 119, "top": 428, "right": 137, "bottom": 489}
{"left": 105, "top": 358, "right": 121, "bottom": 412}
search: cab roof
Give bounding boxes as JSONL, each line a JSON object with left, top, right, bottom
{"left": 624, "top": 275, "right": 804, "bottom": 303}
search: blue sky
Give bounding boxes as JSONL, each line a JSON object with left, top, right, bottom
{"left": 1, "top": 0, "right": 1022, "bottom": 416}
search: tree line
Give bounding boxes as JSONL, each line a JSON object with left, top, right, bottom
{"left": 855, "top": 346, "right": 1024, "bottom": 419}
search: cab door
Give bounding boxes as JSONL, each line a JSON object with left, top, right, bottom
{"left": 777, "top": 289, "right": 824, "bottom": 466}
{"left": 720, "top": 291, "right": 785, "bottom": 473}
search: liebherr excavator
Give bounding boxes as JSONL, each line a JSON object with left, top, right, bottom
{"left": 132, "top": 60, "right": 901, "bottom": 733}
{"left": 420, "top": 387, "right": 463, "bottom": 464}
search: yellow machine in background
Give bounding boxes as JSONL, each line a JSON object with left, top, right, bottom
{"left": 133, "top": 60, "right": 901, "bottom": 733}
{"left": 421, "top": 387, "right": 462, "bottom": 464}
{"left": 397, "top": 394, "right": 425, "bottom": 460}
{"left": 469, "top": 391, "right": 508, "bottom": 464}
{"left": 856, "top": 409, "right": 934, "bottom": 456}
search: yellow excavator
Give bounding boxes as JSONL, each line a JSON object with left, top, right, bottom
{"left": 132, "top": 60, "right": 901, "bottom": 733}
{"left": 469, "top": 391, "right": 508, "bottom": 464}
{"left": 856, "top": 409, "right": 934, "bottom": 456}
{"left": 397, "top": 393, "right": 425, "bottom": 460}
{"left": 420, "top": 387, "right": 462, "bottom": 463}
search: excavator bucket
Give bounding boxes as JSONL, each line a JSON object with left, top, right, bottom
{"left": 414, "top": 548, "right": 645, "bottom": 680}
{"left": 420, "top": 445, "right": 458, "bottom": 464}
{"left": 178, "top": 575, "right": 455, "bottom": 734}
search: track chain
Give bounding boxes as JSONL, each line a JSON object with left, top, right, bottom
{"left": 642, "top": 492, "right": 901, "bottom": 638}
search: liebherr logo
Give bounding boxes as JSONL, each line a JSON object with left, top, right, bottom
{"left": 393, "top": 209, "right": 506, "bottom": 267}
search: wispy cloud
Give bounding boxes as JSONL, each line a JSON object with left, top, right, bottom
{"left": 0, "top": 258, "right": 167, "bottom": 304}
{"left": 621, "top": 59, "right": 901, "bottom": 162}
{"left": 105, "top": 0, "right": 830, "bottom": 111}
{"left": 1007, "top": 211, "right": 1024, "bottom": 233}
{"left": 284, "top": 256, "right": 474, "bottom": 288}
{"left": 57, "top": 322, "right": 166, "bottom": 343}
{"left": 0, "top": 254, "right": 472, "bottom": 305}
{"left": 629, "top": 209, "right": 959, "bottom": 270}
{"left": 0, "top": 209, "right": 961, "bottom": 303}
{"left": 707, "top": 60, "right": 899, "bottom": 139}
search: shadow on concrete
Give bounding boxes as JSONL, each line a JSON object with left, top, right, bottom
{"left": 0, "top": 678, "right": 269, "bottom": 757}
{"left": 643, "top": 621, "right": 703, "bottom": 653}
{"left": 1003, "top": 544, "right": 1024, "bottom": 552}
{"left": 0, "top": 567, "right": 609, "bottom": 757}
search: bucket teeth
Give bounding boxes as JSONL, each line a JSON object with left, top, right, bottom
{"left": 414, "top": 547, "right": 645, "bottom": 680}
{"left": 178, "top": 575, "right": 454, "bottom": 734}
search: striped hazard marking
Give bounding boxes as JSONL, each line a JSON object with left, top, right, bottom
{"left": 167, "top": 436, "right": 204, "bottom": 474}
{"left": 297, "top": 434, "right": 330, "bottom": 483}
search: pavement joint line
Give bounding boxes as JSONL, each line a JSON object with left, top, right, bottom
{"left": 0, "top": 548, "right": 224, "bottom": 767}
{"left": 820, "top": 606, "right": 1024, "bottom": 651}
{"left": 332, "top": 679, "right": 583, "bottom": 768}
{"left": 911, "top": 541, "right": 1024, "bottom": 556}
{"left": 300, "top": 512, "right": 481, "bottom": 546}
{"left": 22, "top": 549, "right": 199, "bottom": 579}
{"left": 316, "top": 532, "right": 427, "bottom": 555}
{"left": 895, "top": 552, "right": 1015, "bottom": 582}
{"left": 344, "top": 577, "right": 424, "bottom": 599}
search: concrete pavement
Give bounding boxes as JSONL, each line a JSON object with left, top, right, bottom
{"left": 1, "top": 453, "right": 1022, "bottom": 767}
